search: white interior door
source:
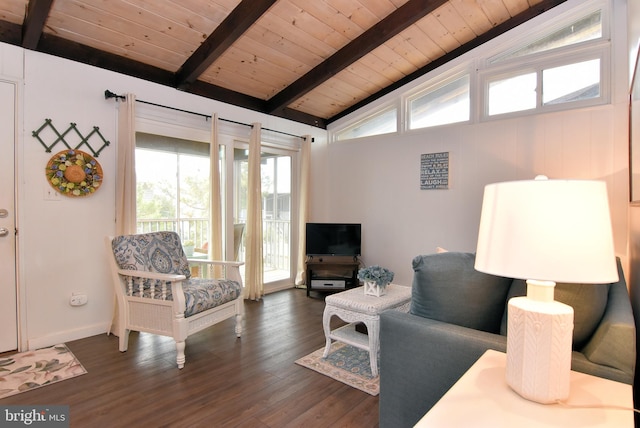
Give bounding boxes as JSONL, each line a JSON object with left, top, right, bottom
{"left": 0, "top": 80, "right": 18, "bottom": 353}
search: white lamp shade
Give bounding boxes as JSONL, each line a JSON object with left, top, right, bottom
{"left": 475, "top": 178, "right": 618, "bottom": 284}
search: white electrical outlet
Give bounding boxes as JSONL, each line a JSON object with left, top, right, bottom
{"left": 70, "top": 293, "right": 88, "bottom": 306}
{"left": 44, "top": 186, "right": 61, "bottom": 201}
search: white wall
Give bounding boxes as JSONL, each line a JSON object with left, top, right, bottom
{"left": 4, "top": 0, "right": 633, "bottom": 350}
{"left": 4, "top": 44, "right": 325, "bottom": 350}
{"left": 319, "top": 0, "right": 630, "bottom": 287}
{"left": 320, "top": 106, "right": 628, "bottom": 286}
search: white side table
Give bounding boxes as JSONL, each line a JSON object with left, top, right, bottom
{"left": 414, "top": 350, "right": 634, "bottom": 427}
{"left": 322, "top": 284, "right": 411, "bottom": 377}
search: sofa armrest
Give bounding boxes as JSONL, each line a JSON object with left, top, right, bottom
{"left": 379, "top": 310, "right": 507, "bottom": 428}
{"left": 580, "top": 278, "right": 636, "bottom": 383}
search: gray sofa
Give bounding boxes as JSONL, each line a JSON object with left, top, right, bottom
{"left": 379, "top": 251, "right": 636, "bottom": 428}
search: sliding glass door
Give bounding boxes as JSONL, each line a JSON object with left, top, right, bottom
{"left": 233, "top": 145, "right": 295, "bottom": 292}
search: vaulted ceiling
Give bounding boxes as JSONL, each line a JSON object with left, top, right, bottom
{"left": 0, "top": 0, "right": 567, "bottom": 128}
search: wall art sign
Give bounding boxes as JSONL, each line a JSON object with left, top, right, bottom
{"left": 420, "top": 152, "right": 449, "bottom": 190}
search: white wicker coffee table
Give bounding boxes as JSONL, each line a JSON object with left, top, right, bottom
{"left": 322, "top": 284, "right": 411, "bottom": 377}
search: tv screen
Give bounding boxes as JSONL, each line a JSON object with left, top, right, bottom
{"left": 305, "top": 223, "right": 361, "bottom": 256}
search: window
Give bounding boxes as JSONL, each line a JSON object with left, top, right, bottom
{"left": 135, "top": 132, "right": 211, "bottom": 252}
{"left": 490, "top": 11, "right": 602, "bottom": 64}
{"left": 483, "top": 6, "right": 607, "bottom": 118}
{"left": 487, "top": 72, "right": 537, "bottom": 116}
{"left": 329, "top": 1, "right": 610, "bottom": 138}
{"left": 334, "top": 106, "right": 397, "bottom": 141}
{"left": 542, "top": 59, "right": 600, "bottom": 105}
{"left": 408, "top": 74, "right": 470, "bottom": 130}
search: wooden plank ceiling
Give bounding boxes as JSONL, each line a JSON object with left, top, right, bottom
{"left": 0, "top": 0, "right": 566, "bottom": 128}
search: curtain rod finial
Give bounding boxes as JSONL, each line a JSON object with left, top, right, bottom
{"left": 104, "top": 90, "right": 124, "bottom": 100}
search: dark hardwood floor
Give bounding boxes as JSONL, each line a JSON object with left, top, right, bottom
{"left": 1, "top": 288, "right": 379, "bottom": 428}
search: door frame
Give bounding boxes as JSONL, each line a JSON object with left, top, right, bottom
{"left": 1, "top": 77, "right": 23, "bottom": 352}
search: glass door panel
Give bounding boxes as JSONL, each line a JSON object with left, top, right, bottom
{"left": 233, "top": 147, "right": 293, "bottom": 289}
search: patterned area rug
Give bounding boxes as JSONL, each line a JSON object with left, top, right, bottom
{"left": 295, "top": 342, "right": 379, "bottom": 396}
{"left": 0, "top": 344, "right": 87, "bottom": 399}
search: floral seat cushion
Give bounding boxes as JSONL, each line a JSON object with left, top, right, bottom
{"left": 182, "top": 278, "right": 242, "bottom": 317}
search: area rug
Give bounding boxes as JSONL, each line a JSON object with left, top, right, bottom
{"left": 295, "top": 342, "right": 379, "bottom": 396}
{"left": 0, "top": 344, "right": 87, "bottom": 399}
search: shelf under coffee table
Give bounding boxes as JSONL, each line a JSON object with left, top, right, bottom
{"left": 322, "top": 284, "right": 412, "bottom": 377}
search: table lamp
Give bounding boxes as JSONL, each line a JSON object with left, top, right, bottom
{"left": 474, "top": 176, "right": 618, "bottom": 404}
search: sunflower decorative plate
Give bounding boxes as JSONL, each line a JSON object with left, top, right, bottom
{"left": 45, "top": 149, "right": 103, "bottom": 197}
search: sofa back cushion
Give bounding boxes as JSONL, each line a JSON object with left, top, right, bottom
{"left": 410, "top": 252, "right": 513, "bottom": 334}
{"left": 501, "top": 279, "right": 610, "bottom": 348}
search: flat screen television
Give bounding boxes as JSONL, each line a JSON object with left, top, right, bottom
{"left": 305, "top": 223, "right": 361, "bottom": 256}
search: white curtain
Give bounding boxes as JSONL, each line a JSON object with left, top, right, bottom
{"left": 244, "top": 123, "right": 264, "bottom": 300}
{"left": 115, "top": 94, "right": 137, "bottom": 235}
{"left": 295, "top": 135, "right": 312, "bottom": 285}
{"left": 111, "top": 93, "right": 137, "bottom": 335}
{"left": 209, "top": 114, "right": 223, "bottom": 263}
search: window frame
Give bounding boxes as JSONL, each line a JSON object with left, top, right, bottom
{"left": 479, "top": 44, "right": 610, "bottom": 121}
{"left": 405, "top": 69, "right": 472, "bottom": 131}
{"left": 331, "top": 102, "right": 399, "bottom": 142}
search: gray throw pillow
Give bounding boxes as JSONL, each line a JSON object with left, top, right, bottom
{"left": 410, "top": 252, "right": 513, "bottom": 334}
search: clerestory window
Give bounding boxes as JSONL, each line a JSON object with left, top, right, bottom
{"left": 334, "top": 105, "right": 397, "bottom": 141}
{"left": 482, "top": 5, "right": 607, "bottom": 118}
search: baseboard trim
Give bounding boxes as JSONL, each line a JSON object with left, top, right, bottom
{"left": 27, "top": 322, "right": 110, "bottom": 350}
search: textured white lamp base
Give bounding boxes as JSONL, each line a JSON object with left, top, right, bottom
{"left": 506, "top": 294, "right": 574, "bottom": 404}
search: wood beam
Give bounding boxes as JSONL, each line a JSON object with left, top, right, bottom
{"left": 265, "top": 0, "right": 448, "bottom": 114}
{"left": 175, "top": 0, "right": 277, "bottom": 90}
{"left": 326, "top": 0, "right": 568, "bottom": 125}
{"left": 38, "top": 33, "right": 176, "bottom": 87}
{"left": 187, "top": 81, "right": 326, "bottom": 128}
{"left": 0, "top": 20, "right": 22, "bottom": 45}
{"left": 22, "top": 0, "right": 54, "bottom": 49}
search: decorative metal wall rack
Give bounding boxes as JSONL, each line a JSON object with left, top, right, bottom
{"left": 32, "top": 118, "right": 110, "bottom": 157}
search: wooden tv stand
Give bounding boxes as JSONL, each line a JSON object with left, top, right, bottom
{"left": 305, "top": 256, "right": 360, "bottom": 297}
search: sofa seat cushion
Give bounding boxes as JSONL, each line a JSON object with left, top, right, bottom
{"left": 501, "top": 279, "right": 609, "bottom": 348}
{"left": 182, "top": 278, "right": 242, "bottom": 317}
{"left": 410, "top": 252, "right": 513, "bottom": 334}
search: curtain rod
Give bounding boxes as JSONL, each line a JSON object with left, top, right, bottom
{"left": 104, "top": 90, "right": 309, "bottom": 140}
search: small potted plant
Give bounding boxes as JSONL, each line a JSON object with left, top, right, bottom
{"left": 182, "top": 239, "right": 195, "bottom": 257}
{"left": 358, "top": 265, "right": 394, "bottom": 297}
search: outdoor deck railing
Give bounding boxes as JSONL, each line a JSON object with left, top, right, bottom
{"left": 137, "top": 218, "right": 290, "bottom": 272}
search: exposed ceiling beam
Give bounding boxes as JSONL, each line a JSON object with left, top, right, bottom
{"left": 0, "top": 20, "right": 22, "bottom": 45}
{"left": 188, "top": 80, "right": 326, "bottom": 128}
{"left": 175, "top": 0, "right": 277, "bottom": 90}
{"left": 327, "top": 0, "right": 568, "bottom": 125}
{"left": 21, "top": 0, "right": 54, "bottom": 49}
{"left": 34, "top": 32, "right": 326, "bottom": 127}
{"left": 265, "top": 0, "right": 448, "bottom": 114}
{"left": 38, "top": 33, "right": 176, "bottom": 87}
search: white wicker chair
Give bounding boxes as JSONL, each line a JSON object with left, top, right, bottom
{"left": 106, "top": 231, "right": 244, "bottom": 369}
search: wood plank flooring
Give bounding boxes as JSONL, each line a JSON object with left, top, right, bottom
{"left": 0, "top": 289, "right": 379, "bottom": 428}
